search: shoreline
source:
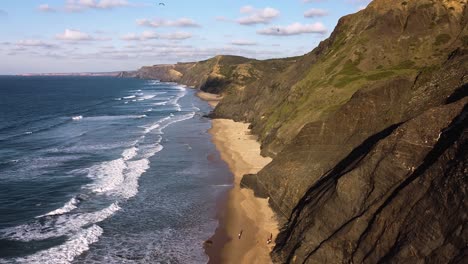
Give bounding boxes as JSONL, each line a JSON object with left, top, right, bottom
{"left": 198, "top": 91, "right": 279, "bottom": 263}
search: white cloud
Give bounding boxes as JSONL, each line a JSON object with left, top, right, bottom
{"left": 16, "top": 39, "right": 56, "bottom": 48}
{"left": 38, "top": 4, "right": 57, "bottom": 12}
{"left": 258, "top": 22, "right": 327, "bottom": 36}
{"left": 65, "top": 0, "right": 130, "bottom": 12}
{"left": 137, "top": 18, "right": 200, "bottom": 28}
{"left": 141, "top": 31, "right": 159, "bottom": 40}
{"left": 215, "top": 16, "right": 230, "bottom": 22}
{"left": 304, "top": 8, "right": 328, "bottom": 18}
{"left": 240, "top": 5, "right": 255, "bottom": 14}
{"left": 56, "top": 29, "right": 95, "bottom": 41}
{"left": 237, "top": 6, "right": 280, "bottom": 25}
{"left": 231, "top": 39, "right": 257, "bottom": 46}
{"left": 121, "top": 31, "right": 193, "bottom": 41}
{"left": 163, "top": 32, "right": 193, "bottom": 40}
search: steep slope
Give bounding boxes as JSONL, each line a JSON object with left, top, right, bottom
{"left": 232, "top": 0, "right": 468, "bottom": 263}
{"left": 119, "top": 55, "right": 299, "bottom": 95}
{"left": 214, "top": 0, "right": 468, "bottom": 157}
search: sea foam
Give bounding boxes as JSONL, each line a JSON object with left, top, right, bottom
{"left": 16, "top": 224, "right": 103, "bottom": 264}
{"left": 40, "top": 197, "right": 79, "bottom": 217}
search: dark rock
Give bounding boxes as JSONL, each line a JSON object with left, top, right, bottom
{"left": 272, "top": 98, "right": 467, "bottom": 263}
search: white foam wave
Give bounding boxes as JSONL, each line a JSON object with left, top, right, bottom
{"left": 168, "top": 90, "right": 186, "bottom": 112}
{"left": 192, "top": 105, "right": 201, "bottom": 111}
{"left": 16, "top": 224, "right": 103, "bottom": 264}
{"left": 82, "top": 115, "right": 147, "bottom": 121}
{"left": 24, "top": 131, "right": 33, "bottom": 135}
{"left": 40, "top": 197, "right": 79, "bottom": 217}
{"left": 117, "top": 159, "right": 150, "bottom": 199}
{"left": 156, "top": 112, "right": 195, "bottom": 134}
{"left": 143, "top": 123, "right": 160, "bottom": 134}
{"left": 213, "top": 184, "right": 233, "bottom": 187}
{"left": 3, "top": 203, "right": 120, "bottom": 242}
{"left": 144, "top": 108, "right": 153, "bottom": 113}
{"left": 85, "top": 143, "right": 163, "bottom": 199}
{"left": 153, "top": 102, "right": 167, "bottom": 106}
{"left": 86, "top": 159, "right": 126, "bottom": 194}
{"left": 140, "top": 143, "right": 163, "bottom": 159}
{"left": 140, "top": 95, "right": 156, "bottom": 100}
{"left": 122, "top": 147, "right": 138, "bottom": 161}
{"left": 123, "top": 95, "right": 136, "bottom": 99}
{"left": 71, "top": 116, "right": 83, "bottom": 121}
{"left": 174, "top": 85, "right": 187, "bottom": 91}
{"left": 142, "top": 116, "right": 172, "bottom": 134}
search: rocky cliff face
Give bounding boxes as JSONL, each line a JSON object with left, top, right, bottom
{"left": 237, "top": 0, "right": 468, "bottom": 263}
{"left": 215, "top": 0, "right": 468, "bottom": 158}
{"left": 125, "top": 0, "right": 467, "bottom": 262}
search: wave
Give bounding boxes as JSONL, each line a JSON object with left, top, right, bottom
{"left": 212, "top": 184, "right": 234, "bottom": 187}
{"left": 140, "top": 95, "right": 156, "bottom": 100}
{"left": 142, "top": 116, "right": 172, "bottom": 134}
{"left": 156, "top": 112, "right": 195, "bottom": 134}
{"left": 2, "top": 203, "right": 120, "bottom": 242}
{"left": 192, "top": 104, "right": 201, "bottom": 112}
{"left": 2, "top": 84, "right": 195, "bottom": 261}
{"left": 84, "top": 143, "right": 163, "bottom": 199}
{"left": 39, "top": 197, "right": 79, "bottom": 217}
{"left": 15, "top": 224, "right": 103, "bottom": 264}
{"left": 71, "top": 116, "right": 83, "bottom": 121}
{"left": 122, "top": 146, "right": 138, "bottom": 161}
{"left": 81, "top": 115, "right": 148, "bottom": 121}
{"left": 123, "top": 95, "right": 136, "bottom": 99}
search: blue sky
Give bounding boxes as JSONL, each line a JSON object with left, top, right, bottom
{"left": 0, "top": 0, "right": 371, "bottom": 74}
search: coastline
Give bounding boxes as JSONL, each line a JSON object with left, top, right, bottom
{"left": 198, "top": 91, "right": 279, "bottom": 263}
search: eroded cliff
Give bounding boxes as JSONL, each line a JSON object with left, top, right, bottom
{"left": 123, "top": 0, "right": 467, "bottom": 262}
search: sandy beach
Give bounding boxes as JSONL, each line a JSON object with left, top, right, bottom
{"left": 208, "top": 119, "right": 279, "bottom": 264}
{"left": 197, "top": 91, "right": 223, "bottom": 108}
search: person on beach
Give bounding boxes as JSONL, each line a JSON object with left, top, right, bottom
{"left": 238, "top": 229, "right": 243, "bottom": 239}
{"left": 267, "top": 233, "right": 273, "bottom": 244}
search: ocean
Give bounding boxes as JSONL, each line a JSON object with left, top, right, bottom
{"left": 0, "top": 76, "right": 232, "bottom": 263}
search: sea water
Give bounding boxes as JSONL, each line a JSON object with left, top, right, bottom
{"left": 0, "top": 76, "right": 232, "bottom": 263}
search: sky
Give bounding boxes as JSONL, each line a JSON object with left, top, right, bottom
{"left": 0, "top": 0, "right": 372, "bottom": 74}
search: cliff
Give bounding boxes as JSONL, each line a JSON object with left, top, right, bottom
{"left": 123, "top": 0, "right": 467, "bottom": 262}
